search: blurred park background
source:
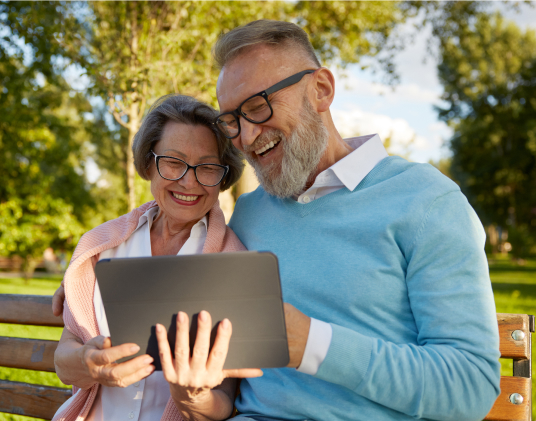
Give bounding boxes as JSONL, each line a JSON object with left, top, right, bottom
{"left": 0, "top": 1, "right": 535, "bottom": 420}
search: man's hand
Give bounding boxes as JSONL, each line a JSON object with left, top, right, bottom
{"left": 52, "top": 281, "right": 65, "bottom": 317}
{"left": 284, "top": 303, "right": 311, "bottom": 368}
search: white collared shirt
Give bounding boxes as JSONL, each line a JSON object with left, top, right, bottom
{"left": 87, "top": 207, "right": 208, "bottom": 421}
{"left": 296, "top": 134, "right": 388, "bottom": 375}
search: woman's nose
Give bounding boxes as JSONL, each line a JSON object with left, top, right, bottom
{"left": 177, "top": 168, "right": 198, "bottom": 189}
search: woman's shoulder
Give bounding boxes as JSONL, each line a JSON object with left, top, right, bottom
{"left": 74, "top": 201, "right": 158, "bottom": 261}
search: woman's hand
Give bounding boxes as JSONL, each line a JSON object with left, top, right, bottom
{"left": 55, "top": 328, "right": 155, "bottom": 390}
{"left": 156, "top": 310, "right": 263, "bottom": 421}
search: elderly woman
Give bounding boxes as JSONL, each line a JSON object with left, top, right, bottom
{"left": 53, "top": 95, "right": 261, "bottom": 421}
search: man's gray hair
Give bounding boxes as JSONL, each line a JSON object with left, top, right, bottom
{"left": 213, "top": 19, "right": 321, "bottom": 69}
{"left": 132, "top": 94, "right": 244, "bottom": 191}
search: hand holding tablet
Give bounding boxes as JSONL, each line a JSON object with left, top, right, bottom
{"left": 94, "top": 251, "right": 289, "bottom": 371}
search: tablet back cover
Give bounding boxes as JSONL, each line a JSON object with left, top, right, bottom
{"left": 94, "top": 251, "right": 289, "bottom": 369}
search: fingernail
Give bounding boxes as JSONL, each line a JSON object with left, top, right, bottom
{"left": 146, "top": 365, "right": 154, "bottom": 374}
{"left": 156, "top": 324, "right": 162, "bottom": 333}
{"left": 199, "top": 311, "right": 207, "bottom": 322}
{"left": 222, "top": 319, "right": 230, "bottom": 329}
{"left": 130, "top": 345, "right": 140, "bottom": 353}
{"left": 144, "top": 357, "right": 153, "bottom": 364}
{"left": 178, "top": 312, "right": 185, "bottom": 323}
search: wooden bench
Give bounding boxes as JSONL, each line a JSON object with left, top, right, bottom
{"left": 0, "top": 294, "right": 533, "bottom": 420}
{"left": 485, "top": 313, "right": 534, "bottom": 421}
{"left": 0, "top": 294, "right": 71, "bottom": 420}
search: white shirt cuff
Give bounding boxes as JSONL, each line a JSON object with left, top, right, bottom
{"left": 296, "top": 318, "right": 332, "bottom": 375}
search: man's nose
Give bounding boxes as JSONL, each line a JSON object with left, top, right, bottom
{"left": 239, "top": 117, "right": 262, "bottom": 149}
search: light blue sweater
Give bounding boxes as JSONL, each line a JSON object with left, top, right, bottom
{"left": 229, "top": 156, "right": 500, "bottom": 421}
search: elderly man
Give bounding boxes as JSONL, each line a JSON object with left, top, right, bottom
{"left": 212, "top": 20, "right": 500, "bottom": 421}
{"left": 53, "top": 19, "right": 500, "bottom": 421}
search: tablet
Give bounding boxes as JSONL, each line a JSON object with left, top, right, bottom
{"left": 94, "top": 251, "right": 289, "bottom": 370}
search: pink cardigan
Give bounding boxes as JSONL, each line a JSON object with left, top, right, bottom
{"left": 53, "top": 200, "right": 246, "bottom": 421}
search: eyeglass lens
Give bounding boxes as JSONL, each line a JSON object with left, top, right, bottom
{"left": 216, "top": 94, "right": 271, "bottom": 138}
{"left": 157, "top": 157, "right": 226, "bottom": 186}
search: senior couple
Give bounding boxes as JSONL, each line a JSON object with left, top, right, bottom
{"left": 52, "top": 20, "right": 501, "bottom": 421}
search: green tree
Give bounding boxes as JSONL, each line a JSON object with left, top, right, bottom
{"left": 0, "top": 6, "right": 119, "bottom": 275}
{"left": 4, "top": 0, "right": 425, "bottom": 210}
{"left": 436, "top": 12, "right": 536, "bottom": 257}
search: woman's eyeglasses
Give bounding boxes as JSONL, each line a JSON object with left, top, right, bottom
{"left": 151, "top": 151, "right": 229, "bottom": 187}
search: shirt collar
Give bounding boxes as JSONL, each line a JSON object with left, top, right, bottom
{"left": 326, "top": 133, "right": 388, "bottom": 191}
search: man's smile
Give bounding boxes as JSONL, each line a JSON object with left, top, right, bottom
{"left": 255, "top": 138, "right": 281, "bottom": 156}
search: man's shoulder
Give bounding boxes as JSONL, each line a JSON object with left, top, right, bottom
{"left": 379, "top": 156, "right": 459, "bottom": 198}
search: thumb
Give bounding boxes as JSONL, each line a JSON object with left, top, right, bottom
{"left": 86, "top": 335, "right": 110, "bottom": 350}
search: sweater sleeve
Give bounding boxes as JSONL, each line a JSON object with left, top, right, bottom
{"left": 314, "top": 191, "right": 501, "bottom": 421}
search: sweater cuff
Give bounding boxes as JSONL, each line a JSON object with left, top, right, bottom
{"left": 314, "top": 323, "right": 374, "bottom": 391}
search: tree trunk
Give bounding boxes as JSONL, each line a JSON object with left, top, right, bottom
{"left": 127, "top": 3, "right": 139, "bottom": 212}
{"left": 22, "top": 258, "right": 37, "bottom": 284}
{"left": 127, "top": 103, "right": 138, "bottom": 211}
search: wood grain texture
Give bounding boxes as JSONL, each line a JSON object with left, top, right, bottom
{"left": 0, "top": 380, "right": 71, "bottom": 420}
{"left": 497, "top": 313, "right": 530, "bottom": 359}
{"left": 0, "top": 337, "right": 58, "bottom": 372}
{"left": 0, "top": 294, "right": 64, "bottom": 327}
{"left": 485, "top": 376, "right": 531, "bottom": 421}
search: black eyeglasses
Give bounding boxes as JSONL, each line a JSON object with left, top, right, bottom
{"left": 151, "top": 151, "right": 229, "bottom": 187}
{"left": 214, "top": 69, "right": 317, "bottom": 139}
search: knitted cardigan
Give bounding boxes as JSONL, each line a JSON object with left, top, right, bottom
{"left": 53, "top": 200, "right": 246, "bottom": 421}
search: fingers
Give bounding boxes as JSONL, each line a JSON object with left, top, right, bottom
{"left": 190, "top": 311, "right": 212, "bottom": 372}
{"left": 223, "top": 368, "right": 263, "bottom": 379}
{"left": 206, "top": 318, "right": 232, "bottom": 373}
{"left": 156, "top": 323, "right": 176, "bottom": 381}
{"left": 52, "top": 285, "right": 66, "bottom": 317}
{"left": 97, "top": 355, "right": 155, "bottom": 387}
{"left": 174, "top": 312, "right": 190, "bottom": 372}
{"left": 90, "top": 342, "right": 141, "bottom": 366}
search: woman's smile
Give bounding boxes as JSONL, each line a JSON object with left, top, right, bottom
{"left": 169, "top": 190, "right": 202, "bottom": 206}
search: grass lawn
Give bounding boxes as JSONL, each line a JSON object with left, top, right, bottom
{"left": 0, "top": 258, "right": 535, "bottom": 420}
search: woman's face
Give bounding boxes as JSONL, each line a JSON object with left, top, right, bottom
{"left": 149, "top": 122, "right": 222, "bottom": 228}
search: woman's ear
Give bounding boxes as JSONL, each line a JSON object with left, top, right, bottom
{"left": 310, "top": 68, "right": 335, "bottom": 113}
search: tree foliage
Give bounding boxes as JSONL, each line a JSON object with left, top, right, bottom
{"left": 437, "top": 12, "right": 536, "bottom": 256}
{"left": 0, "top": 5, "right": 120, "bottom": 274}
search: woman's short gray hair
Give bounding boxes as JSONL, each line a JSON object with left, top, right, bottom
{"left": 132, "top": 94, "right": 244, "bottom": 191}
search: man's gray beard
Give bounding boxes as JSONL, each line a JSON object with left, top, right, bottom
{"left": 244, "top": 99, "right": 329, "bottom": 198}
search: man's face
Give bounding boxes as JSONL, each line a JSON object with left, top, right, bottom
{"left": 217, "top": 45, "right": 328, "bottom": 197}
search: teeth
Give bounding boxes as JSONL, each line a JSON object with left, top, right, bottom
{"left": 255, "top": 139, "right": 280, "bottom": 155}
{"left": 172, "top": 193, "right": 199, "bottom": 202}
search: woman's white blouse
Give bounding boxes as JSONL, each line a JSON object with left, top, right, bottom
{"left": 86, "top": 206, "right": 208, "bottom": 421}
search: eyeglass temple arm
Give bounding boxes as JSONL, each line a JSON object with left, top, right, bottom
{"left": 264, "top": 69, "right": 316, "bottom": 96}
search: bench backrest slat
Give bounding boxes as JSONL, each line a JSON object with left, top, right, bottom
{"left": 0, "top": 294, "right": 64, "bottom": 327}
{"left": 484, "top": 313, "right": 533, "bottom": 421}
{"left": 497, "top": 313, "right": 531, "bottom": 360}
{"left": 0, "top": 337, "right": 59, "bottom": 372}
{"left": 0, "top": 380, "right": 71, "bottom": 420}
{"left": 485, "top": 377, "right": 531, "bottom": 421}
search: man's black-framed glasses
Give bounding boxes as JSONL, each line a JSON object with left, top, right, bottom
{"left": 214, "top": 69, "right": 317, "bottom": 139}
{"left": 151, "top": 151, "right": 229, "bottom": 187}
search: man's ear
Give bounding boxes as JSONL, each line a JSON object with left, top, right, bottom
{"left": 310, "top": 68, "right": 335, "bottom": 113}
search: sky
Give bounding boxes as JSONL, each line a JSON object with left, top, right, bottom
{"left": 330, "top": 1, "right": 536, "bottom": 164}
